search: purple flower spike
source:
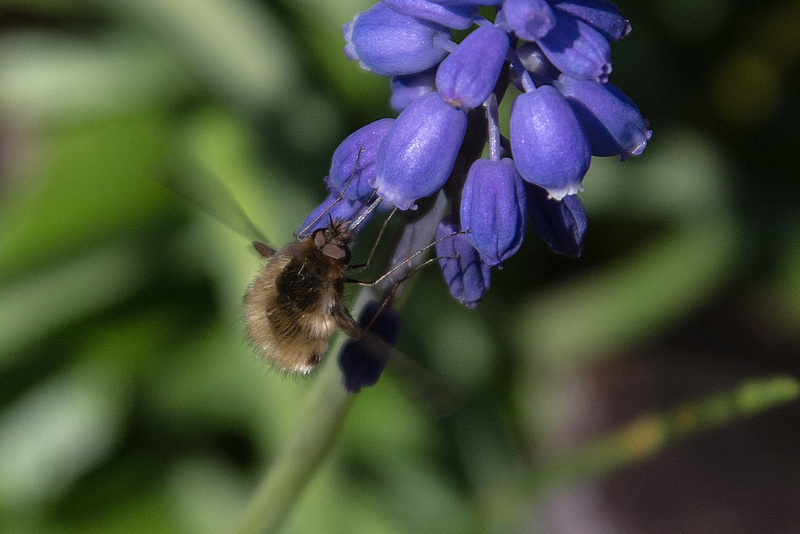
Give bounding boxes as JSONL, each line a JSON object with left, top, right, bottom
{"left": 526, "top": 183, "right": 587, "bottom": 258}
{"left": 298, "top": 194, "right": 371, "bottom": 235}
{"left": 390, "top": 68, "right": 436, "bottom": 112}
{"left": 461, "top": 158, "right": 527, "bottom": 266}
{"left": 436, "top": 216, "right": 491, "bottom": 308}
{"left": 344, "top": 2, "right": 450, "bottom": 76}
{"left": 327, "top": 118, "right": 395, "bottom": 200}
{"left": 556, "top": 75, "right": 651, "bottom": 159}
{"left": 538, "top": 10, "right": 612, "bottom": 82}
{"left": 317, "top": 0, "right": 648, "bottom": 313}
{"left": 501, "top": 0, "right": 556, "bottom": 41}
{"left": 383, "top": 0, "right": 477, "bottom": 30}
{"left": 554, "top": 0, "right": 631, "bottom": 42}
{"left": 436, "top": 25, "right": 510, "bottom": 109}
{"left": 339, "top": 301, "right": 400, "bottom": 393}
{"left": 373, "top": 92, "right": 467, "bottom": 210}
{"left": 510, "top": 85, "right": 591, "bottom": 199}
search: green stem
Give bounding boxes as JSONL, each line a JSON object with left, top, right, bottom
{"left": 232, "top": 336, "right": 354, "bottom": 534}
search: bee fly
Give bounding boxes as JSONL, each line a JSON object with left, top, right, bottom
{"left": 244, "top": 199, "right": 377, "bottom": 374}
{"left": 161, "top": 168, "right": 460, "bottom": 381}
{"left": 244, "top": 191, "right": 457, "bottom": 375}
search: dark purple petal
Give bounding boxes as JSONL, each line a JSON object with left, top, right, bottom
{"left": 556, "top": 75, "right": 651, "bottom": 159}
{"left": 501, "top": 0, "right": 556, "bottom": 41}
{"left": 390, "top": 68, "right": 437, "bottom": 112}
{"left": 345, "top": 2, "right": 450, "bottom": 76}
{"left": 373, "top": 92, "right": 467, "bottom": 210}
{"left": 327, "top": 118, "right": 395, "bottom": 200}
{"left": 509, "top": 85, "right": 591, "bottom": 199}
{"left": 297, "top": 194, "right": 371, "bottom": 235}
{"left": 436, "top": 216, "right": 491, "bottom": 308}
{"left": 537, "top": 9, "right": 612, "bottom": 82}
{"left": 460, "top": 158, "right": 527, "bottom": 266}
{"left": 526, "top": 183, "right": 587, "bottom": 257}
{"left": 436, "top": 25, "right": 509, "bottom": 109}
{"left": 553, "top": 0, "right": 631, "bottom": 42}
{"left": 339, "top": 301, "right": 400, "bottom": 392}
{"left": 383, "top": 0, "right": 477, "bottom": 30}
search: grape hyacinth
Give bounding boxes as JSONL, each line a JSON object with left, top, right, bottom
{"left": 316, "top": 1, "right": 649, "bottom": 386}
{"left": 335, "top": 0, "right": 650, "bottom": 305}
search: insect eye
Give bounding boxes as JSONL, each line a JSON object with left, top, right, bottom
{"left": 322, "top": 243, "right": 348, "bottom": 261}
{"left": 313, "top": 229, "right": 327, "bottom": 249}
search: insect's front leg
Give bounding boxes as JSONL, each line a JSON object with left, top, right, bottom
{"left": 333, "top": 303, "right": 361, "bottom": 340}
{"left": 347, "top": 207, "right": 399, "bottom": 271}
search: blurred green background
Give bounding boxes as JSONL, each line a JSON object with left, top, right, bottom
{"left": 1, "top": 1, "right": 800, "bottom": 533}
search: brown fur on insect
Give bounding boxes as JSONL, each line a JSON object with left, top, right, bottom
{"left": 244, "top": 221, "right": 362, "bottom": 373}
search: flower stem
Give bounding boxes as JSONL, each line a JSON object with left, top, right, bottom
{"left": 485, "top": 93, "right": 501, "bottom": 161}
{"left": 232, "top": 337, "right": 354, "bottom": 534}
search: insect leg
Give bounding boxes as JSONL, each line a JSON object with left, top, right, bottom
{"left": 361, "top": 254, "right": 458, "bottom": 331}
{"left": 358, "top": 230, "right": 467, "bottom": 288}
{"left": 332, "top": 300, "right": 362, "bottom": 340}
{"left": 348, "top": 206, "right": 399, "bottom": 271}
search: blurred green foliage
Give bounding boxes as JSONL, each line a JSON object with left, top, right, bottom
{"left": 1, "top": 1, "right": 800, "bottom": 533}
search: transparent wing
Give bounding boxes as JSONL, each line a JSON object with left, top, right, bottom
{"left": 156, "top": 170, "right": 275, "bottom": 255}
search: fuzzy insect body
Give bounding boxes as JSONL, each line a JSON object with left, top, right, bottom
{"left": 244, "top": 222, "right": 362, "bottom": 373}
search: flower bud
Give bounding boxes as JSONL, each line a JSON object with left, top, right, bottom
{"left": 555, "top": 0, "right": 631, "bottom": 42}
{"left": 436, "top": 25, "right": 509, "bottom": 109}
{"left": 383, "top": 0, "right": 477, "bottom": 30}
{"left": 538, "top": 10, "right": 611, "bottom": 82}
{"left": 373, "top": 92, "right": 467, "bottom": 210}
{"left": 327, "top": 118, "right": 395, "bottom": 200}
{"left": 460, "top": 158, "right": 526, "bottom": 266}
{"left": 510, "top": 85, "right": 590, "bottom": 199}
{"left": 339, "top": 301, "right": 400, "bottom": 392}
{"left": 556, "top": 75, "right": 651, "bottom": 159}
{"left": 344, "top": 2, "right": 450, "bottom": 76}
{"left": 526, "top": 183, "right": 587, "bottom": 258}
{"left": 436, "top": 216, "right": 491, "bottom": 308}
{"left": 501, "top": 0, "right": 556, "bottom": 41}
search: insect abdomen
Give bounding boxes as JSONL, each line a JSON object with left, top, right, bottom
{"left": 244, "top": 243, "right": 347, "bottom": 373}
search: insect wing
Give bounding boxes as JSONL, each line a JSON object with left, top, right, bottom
{"left": 253, "top": 241, "right": 276, "bottom": 258}
{"left": 156, "top": 170, "right": 275, "bottom": 251}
